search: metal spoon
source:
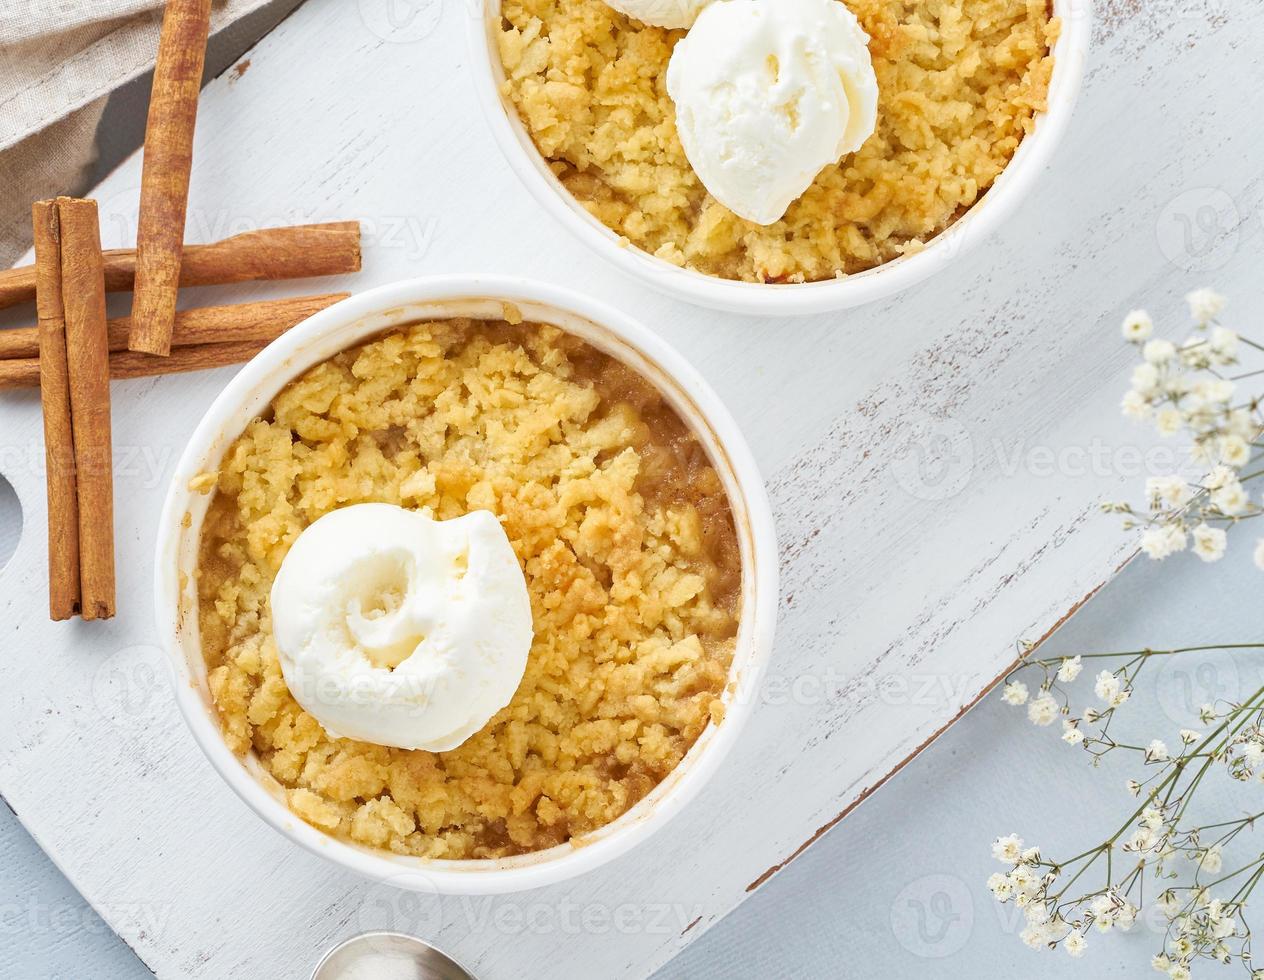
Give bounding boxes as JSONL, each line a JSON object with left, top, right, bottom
{"left": 312, "top": 932, "right": 477, "bottom": 980}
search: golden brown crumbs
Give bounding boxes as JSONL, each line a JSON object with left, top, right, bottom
{"left": 498, "top": 0, "right": 1058, "bottom": 283}
{"left": 197, "top": 318, "right": 741, "bottom": 858}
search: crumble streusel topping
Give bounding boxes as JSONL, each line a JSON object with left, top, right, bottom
{"left": 498, "top": 0, "right": 1058, "bottom": 282}
{"left": 198, "top": 318, "right": 741, "bottom": 858}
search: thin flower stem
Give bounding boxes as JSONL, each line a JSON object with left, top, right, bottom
{"left": 1198, "top": 812, "right": 1264, "bottom": 833}
{"left": 1202, "top": 853, "right": 1264, "bottom": 892}
{"left": 1171, "top": 704, "right": 1260, "bottom": 829}
{"left": 1053, "top": 687, "right": 1264, "bottom": 904}
{"left": 1034, "top": 644, "right": 1264, "bottom": 666}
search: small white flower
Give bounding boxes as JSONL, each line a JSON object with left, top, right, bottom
{"left": 1164, "top": 370, "right": 1193, "bottom": 398}
{"left": 1156, "top": 891, "right": 1182, "bottom": 919}
{"left": 1025, "top": 902, "right": 1050, "bottom": 926}
{"left": 1192, "top": 523, "right": 1227, "bottom": 562}
{"left": 1020, "top": 846, "right": 1041, "bottom": 864}
{"left": 1142, "top": 806, "right": 1165, "bottom": 830}
{"left": 1218, "top": 434, "right": 1251, "bottom": 468}
{"left": 1122, "top": 389, "right": 1151, "bottom": 420}
{"left": 1009, "top": 864, "right": 1040, "bottom": 896}
{"left": 1227, "top": 408, "right": 1256, "bottom": 439}
{"left": 1002, "top": 681, "right": 1029, "bottom": 706}
{"left": 987, "top": 872, "right": 1013, "bottom": 901}
{"left": 1152, "top": 953, "right": 1172, "bottom": 973}
{"left": 1212, "top": 916, "right": 1236, "bottom": 940}
{"left": 1028, "top": 694, "right": 1059, "bottom": 727}
{"left": 1084, "top": 707, "right": 1101, "bottom": 723}
{"left": 1180, "top": 335, "right": 1210, "bottom": 369}
{"left": 1144, "top": 339, "right": 1177, "bottom": 364}
{"left": 1142, "top": 523, "right": 1187, "bottom": 560}
{"left": 1132, "top": 362, "right": 1161, "bottom": 394}
{"left": 1122, "top": 309, "right": 1154, "bottom": 342}
{"left": 1205, "top": 377, "right": 1236, "bottom": 404}
{"left": 1155, "top": 407, "right": 1183, "bottom": 437}
{"left": 1126, "top": 827, "right": 1157, "bottom": 852}
{"left": 1243, "top": 740, "right": 1264, "bottom": 767}
{"left": 1095, "top": 670, "right": 1121, "bottom": 703}
{"left": 1199, "top": 845, "right": 1224, "bottom": 874}
{"left": 1146, "top": 739, "right": 1171, "bottom": 762}
{"left": 1147, "top": 476, "right": 1192, "bottom": 509}
{"left": 1064, "top": 930, "right": 1087, "bottom": 957}
{"left": 1206, "top": 464, "right": 1237, "bottom": 490}
{"left": 1179, "top": 728, "right": 1200, "bottom": 745}
{"left": 1213, "top": 942, "right": 1231, "bottom": 963}
{"left": 1019, "top": 925, "right": 1046, "bottom": 949}
{"left": 1117, "top": 903, "right": 1137, "bottom": 930}
{"left": 1167, "top": 965, "right": 1191, "bottom": 980}
{"left": 992, "top": 834, "right": 1025, "bottom": 863}
{"left": 1186, "top": 287, "right": 1226, "bottom": 323}
{"left": 1199, "top": 703, "right": 1217, "bottom": 723}
{"left": 1203, "top": 376, "right": 1233, "bottom": 404}
{"left": 1127, "top": 779, "right": 1142, "bottom": 796}
{"left": 1062, "top": 720, "right": 1084, "bottom": 746}
{"left": 1056, "top": 655, "right": 1083, "bottom": 682}
{"left": 1210, "top": 325, "right": 1239, "bottom": 361}
{"left": 1211, "top": 480, "right": 1249, "bottom": 516}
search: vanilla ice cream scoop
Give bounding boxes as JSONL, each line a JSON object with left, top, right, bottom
{"left": 601, "top": 0, "right": 712, "bottom": 29}
{"left": 269, "top": 504, "right": 533, "bottom": 751}
{"left": 666, "top": 0, "right": 879, "bottom": 225}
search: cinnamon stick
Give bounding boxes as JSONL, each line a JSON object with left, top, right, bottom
{"left": 0, "top": 341, "right": 277, "bottom": 389}
{"left": 129, "top": 0, "right": 213, "bottom": 356}
{"left": 57, "top": 199, "right": 115, "bottom": 621}
{"left": 0, "top": 292, "right": 349, "bottom": 361}
{"left": 0, "top": 222, "right": 362, "bottom": 311}
{"left": 32, "top": 201, "right": 81, "bottom": 621}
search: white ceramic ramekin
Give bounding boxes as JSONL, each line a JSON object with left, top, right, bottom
{"left": 155, "top": 275, "right": 778, "bottom": 894}
{"left": 468, "top": 1, "right": 1091, "bottom": 316}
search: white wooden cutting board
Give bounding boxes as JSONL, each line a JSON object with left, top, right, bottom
{"left": 2, "top": 1, "right": 1259, "bottom": 976}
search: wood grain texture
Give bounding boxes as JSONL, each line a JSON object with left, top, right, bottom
{"left": 130, "top": 0, "right": 214, "bottom": 355}
{"left": 0, "top": 222, "right": 361, "bottom": 312}
{"left": 0, "top": 1, "right": 1252, "bottom": 978}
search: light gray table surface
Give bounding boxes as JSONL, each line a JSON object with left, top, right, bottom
{"left": 2, "top": 3, "right": 1261, "bottom": 978}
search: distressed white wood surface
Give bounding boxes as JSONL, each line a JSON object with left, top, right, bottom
{"left": 1, "top": 1, "right": 1257, "bottom": 977}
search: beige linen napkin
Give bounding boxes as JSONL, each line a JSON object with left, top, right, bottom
{"left": 0, "top": 0, "right": 271, "bottom": 265}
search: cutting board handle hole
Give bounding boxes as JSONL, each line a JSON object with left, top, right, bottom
{"left": 0, "top": 473, "right": 22, "bottom": 574}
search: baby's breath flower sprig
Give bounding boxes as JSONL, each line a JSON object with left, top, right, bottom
{"left": 1110, "top": 290, "right": 1264, "bottom": 569}
{"left": 992, "top": 666, "right": 1264, "bottom": 974}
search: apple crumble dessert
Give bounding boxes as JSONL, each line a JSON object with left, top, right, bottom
{"left": 498, "top": 0, "right": 1059, "bottom": 282}
{"left": 197, "top": 317, "right": 741, "bottom": 858}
